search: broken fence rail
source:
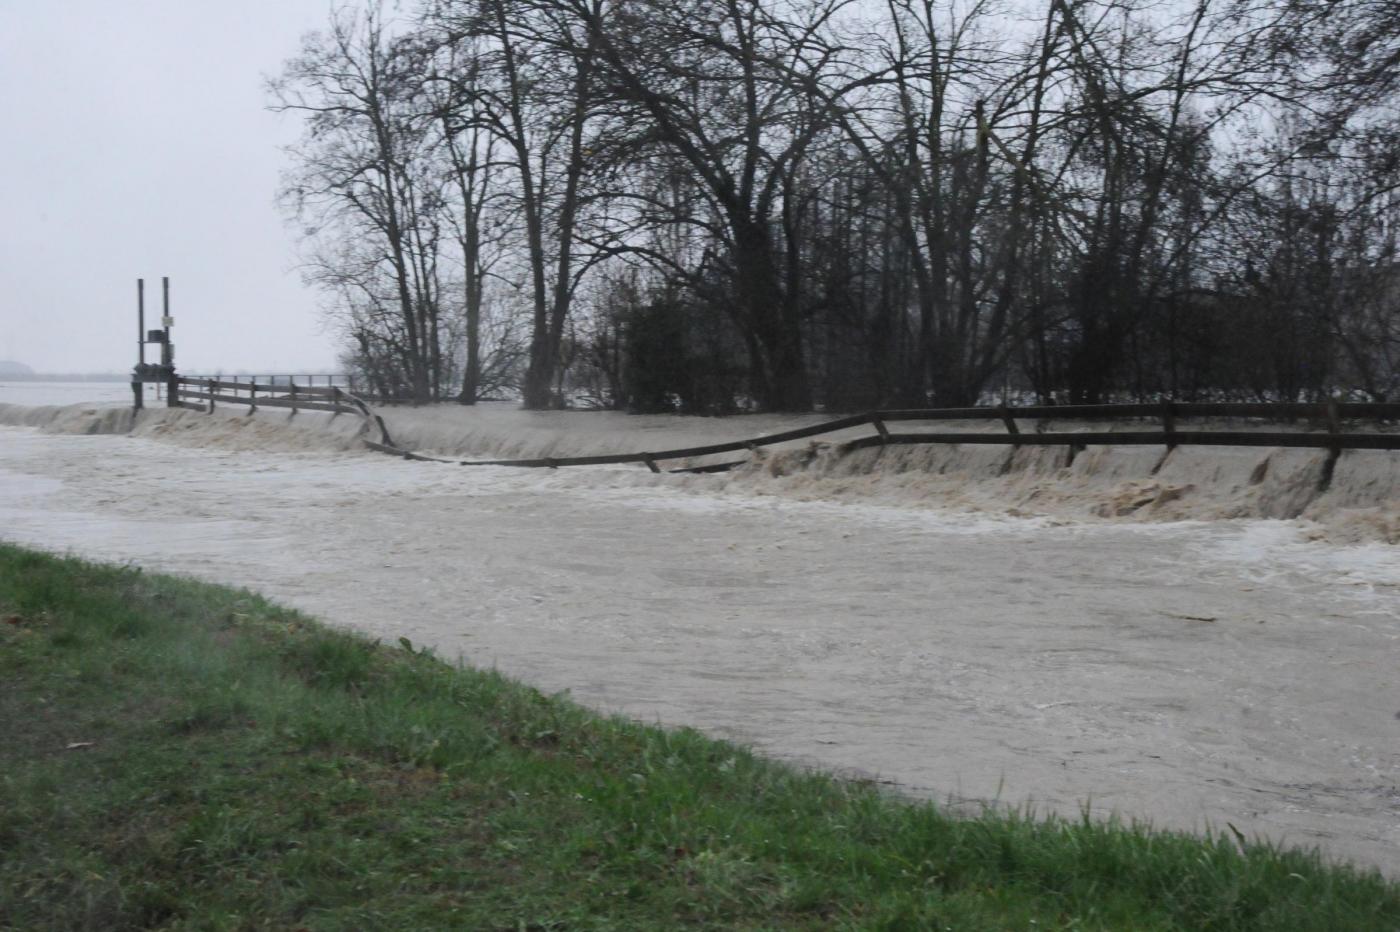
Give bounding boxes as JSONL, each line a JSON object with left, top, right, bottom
{"left": 361, "top": 400, "right": 1400, "bottom": 477}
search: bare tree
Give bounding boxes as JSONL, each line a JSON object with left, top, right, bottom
{"left": 426, "top": 0, "right": 606, "bottom": 409}
{"left": 273, "top": 0, "right": 1400, "bottom": 413}
{"left": 272, "top": 2, "right": 446, "bottom": 402}
{"left": 547, "top": 0, "right": 890, "bottom": 411}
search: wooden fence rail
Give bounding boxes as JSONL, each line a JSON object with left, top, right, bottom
{"left": 398, "top": 402, "right": 1400, "bottom": 478}
{"left": 168, "top": 380, "right": 1400, "bottom": 488}
{"left": 172, "top": 376, "right": 397, "bottom": 448}
{"left": 175, "top": 377, "right": 357, "bottom": 415}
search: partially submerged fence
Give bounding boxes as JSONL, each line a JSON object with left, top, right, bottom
{"left": 172, "top": 376, "right": 396, "bottom": 447}
{"left": 166, "top": 382, "right": 1400, "bottom": 488}
{"left": 174, "top": 376, "right": 358, "bottom": 415}
{"left": 371, "top": 401, "right": 1400, "bottom": 485}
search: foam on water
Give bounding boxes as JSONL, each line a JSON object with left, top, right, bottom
{"left": 1, "top": 402, "right": 369, "bottom": 453}
{"left": 383, "top": 402, "right": 871, "bottom": 462}
{"left": 0, "top": 402, "right": 136, "bottom": 435}
{"left": 128, "top": 407, "right": 370, "bottom": 453}
{"left": 709, "top": 432, "right": 1400, "bottom": 541}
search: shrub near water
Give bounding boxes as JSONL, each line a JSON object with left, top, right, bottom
{"left": 1, "top": 543, "right": 1397, "bottom": 930}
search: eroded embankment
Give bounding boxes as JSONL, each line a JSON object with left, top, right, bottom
{"left": 4, "top": 400, "right": 1397, "bottom": 541}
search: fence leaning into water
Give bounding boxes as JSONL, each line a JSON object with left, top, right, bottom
{"left": 364, "top": 399, "right": 1400, "bottom": 488}
{"left": 167, "top": 381, "right": 1400, "bottom": 490}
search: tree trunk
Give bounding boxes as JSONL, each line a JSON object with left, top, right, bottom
{"left": 733, "top": 222, "right": 810, "bottom": 411}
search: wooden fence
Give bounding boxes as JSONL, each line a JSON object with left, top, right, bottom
{"left": 369, "top": 401, "right": 1400, "bottom": 481}
{"left": 173, "top": 376, "right": 360, "bottom": 416}
{"left": 172, "top": 376, "right": 397, "bottom": 447}
{"left": 170, "top": 381, "right": 1400, "bottom": 487}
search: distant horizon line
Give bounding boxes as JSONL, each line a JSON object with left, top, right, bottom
{"left": 2, "top": 370, "right": 347, "bottom": 382}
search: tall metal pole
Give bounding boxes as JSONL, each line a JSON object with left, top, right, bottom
{"left": 133, "top": 278, "right": 145, "bottom": 410}
{"left": 138, "top": 278, "right": 146, "bottom": 367}
{"left": 162, "top": 276, "right": 177, "bottom": 407}
{"left": 161, "top": 276, "right": 171, "bottom": 368}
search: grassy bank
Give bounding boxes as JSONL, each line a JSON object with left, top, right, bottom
{"left": 1, "top": 543, "right": 1396, "bottom": 930}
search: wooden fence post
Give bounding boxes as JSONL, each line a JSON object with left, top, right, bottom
{"left": 997, "top": 405, "right": 1020, "bottom": 442}
{"left": 1319, "top": 399, "right": 1343, "bottom": 491}
{"left": 341, "top": 400, "right": 1398, "bottom": 472}
{"left": 995, "top": 405, "right": 1021, "bottom": 475}
{"left": 1151, "top": 399, "right": 1177, "bottom": 474}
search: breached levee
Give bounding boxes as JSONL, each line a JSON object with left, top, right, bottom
{"left": 3, "top": 400, "right": 1397, "bottom": 540}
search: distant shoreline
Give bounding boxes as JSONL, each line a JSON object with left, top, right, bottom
{"left": 0, "top": 374, "right": 130, "bottom": 383}
{"left": 2, "top": 374, "right": 337, "bottom": 383}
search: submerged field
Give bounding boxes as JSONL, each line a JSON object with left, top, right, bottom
{"left": 3, "top": 544, "right": 1397, "bottom": 929}
{"left": 1, "top": 398, "right": 1398, "bottom": 878}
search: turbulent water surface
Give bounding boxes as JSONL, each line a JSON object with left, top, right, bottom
{"left": 1, "top": 399, "right": 1398, "bottom": 876}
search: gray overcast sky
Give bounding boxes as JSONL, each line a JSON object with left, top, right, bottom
{"left": 1, "top": 0, "right": 342, "bottom": 374}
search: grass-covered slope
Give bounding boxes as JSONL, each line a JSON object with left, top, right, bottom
{"left": 1, "top": 543, "right": 1395, "bottom": 930}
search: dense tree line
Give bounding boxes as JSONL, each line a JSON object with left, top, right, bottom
{"left": 272, "top": 0, "right": 1400, "bottom": 411}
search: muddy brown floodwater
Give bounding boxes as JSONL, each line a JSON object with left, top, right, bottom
{"left": 1, "top": 424, "right": 1397, "bottom": 876}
